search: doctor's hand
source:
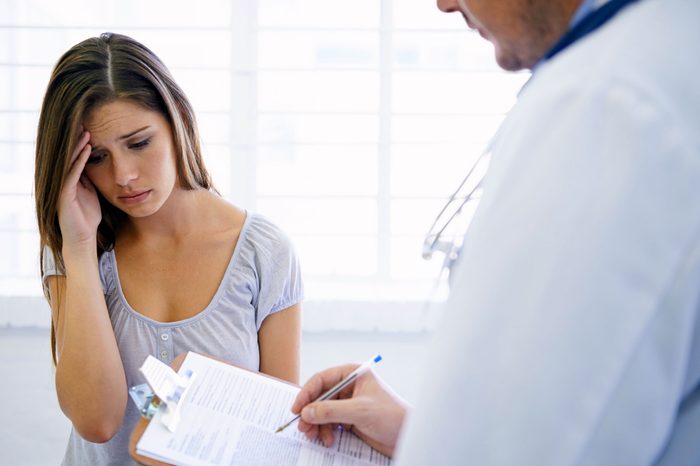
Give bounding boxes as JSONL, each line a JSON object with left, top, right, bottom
{"left": 291, "top": 364, "right": 409, "bottom": 458}
{"left": 57, "top": 129, "right": 102, "bottom": 251}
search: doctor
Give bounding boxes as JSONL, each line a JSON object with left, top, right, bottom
{"left": 292, "top": 0, "right": 700, "bottom": 464}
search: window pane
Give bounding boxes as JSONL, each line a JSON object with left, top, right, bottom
{"left": 0, "top": 111, "right": 38, "bottom": 143}
{"left": 0, "top": 70, "right": 10, "bottom": 111}
{"left": 174, "top": 69, "right": 231, "bottom": 113}
{"left": 390, "top": 235, "right": 444, "bottom": 280}
{"left": 197, "top": 113, "right": 231, "bottom": 145}
{"left": 259, "top": 31, "right": 379, "bottom": 69}
{"left": 0, "top": 29, "right": 10, "bottom": 62}
{"left": 392, "top": 71, "right": 527, "bottom": 114}
{"left": 6, "top": 28, "right": 231, "bottom": 68}
{"left": 201, "top": 144, "right": 233, "bottom": 192}
{"left": 258, "top": 71, "right": 379, "bottom": 113}
{"left": 259, "top": 114, "right": 379, "bottom": 144}
{"left": 119, "top": 30, "right": 232, "bottom": 69}
{"left": 9, "top": 0, "right": 232, "bottom": 28}
{"left": 9, "top": 29, "right": 113, "bottom": 65}
{"left": 257, "top": 144, "right": 377, "bottom": 196}
{"left": 0, "top": 143, "right": 33, "bottom": 194}
{"left": 0, "top": 195, "right": 35, "bottom": 231}
{"left": 0, "top": 231, "right": 40, "bottom": 295}
{"left": 294, "top": 235, "right": 377, "bottom": 276}
{"left": 393, "top": 0, "right": 466, "bottom": 30}
{"left": 259, "top": 0, "right": 379, "bottom": 28}
{"left": 258, "top": 198, "right": 377, "bottom": 235}
{"left": 391, "top": 198, "right": 446, "bottom": 236}
{"left": 1, "top": 65, "right": 52, "bottom": 112}
{"left": 391, "top": 142, "right": 484, "bottom": 198}
{"left": 391, "top": 114, "right": 503, "bottom": 144}
{"left": 11, "top": 29, "right": 62, "bottom": 64}
{"left": 393, "top": 31, "right": 499, "bottom": 71}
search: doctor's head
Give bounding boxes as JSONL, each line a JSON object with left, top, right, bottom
{"left": 436, "top": 0, "right": 582, "bottom": 71}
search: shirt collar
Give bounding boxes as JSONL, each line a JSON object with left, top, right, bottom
{"left": 531, "top": 0, "right": 610, "bottom": 72}
{"left": 569, "top": 0, "right": 598, "bottom": 29}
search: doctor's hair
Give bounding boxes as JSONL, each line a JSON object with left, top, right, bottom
{"left": 34, "top": 32, "right": 213, "bottom": 363}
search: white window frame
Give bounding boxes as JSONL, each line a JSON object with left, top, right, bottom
{"left": 0, "top": 0, "right": 526, "bottom": 333}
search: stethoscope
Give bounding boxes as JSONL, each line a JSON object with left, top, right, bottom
{"left": 422, "top": 0, "right": 642, "bottom": 272}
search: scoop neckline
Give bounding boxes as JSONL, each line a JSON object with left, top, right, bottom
{"left": 109, "top": 211, "right": 253, "bottom": 327}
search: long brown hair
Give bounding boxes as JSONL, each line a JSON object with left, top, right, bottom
{"left": 34, "top": 33, "right": 214, "bottom": 363}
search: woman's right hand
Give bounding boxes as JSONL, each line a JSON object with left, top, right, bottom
{"left": 57, "top": 130, "right": 102, "bottom": 249}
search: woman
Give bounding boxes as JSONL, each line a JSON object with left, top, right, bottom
{"left": 34, "top": 33, "right": 302, "bottom": 465}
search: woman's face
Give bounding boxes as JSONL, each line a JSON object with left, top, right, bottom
{"left": 82, "top": 99, "right": 179, "bottom": 218}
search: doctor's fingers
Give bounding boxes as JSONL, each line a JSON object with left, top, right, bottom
{"left": 298, "top": 421, "right": 338, "bottom": 448}
{"left": 292, "top": 363, "right": 361, "bottom": 413}
{"left": 301, "top": 397, "right": 370, "bottom": 427}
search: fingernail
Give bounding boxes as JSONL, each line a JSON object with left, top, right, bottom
{"left": 302, "top": 406, "right": 316, "bottom": 422}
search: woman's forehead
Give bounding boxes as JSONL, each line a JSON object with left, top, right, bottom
{"left": 84, "top": 100, "right": 165, "bottom": 137}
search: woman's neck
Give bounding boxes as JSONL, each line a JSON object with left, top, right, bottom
{"left": 121, "top": 187, "right": 213, "bottom": 243}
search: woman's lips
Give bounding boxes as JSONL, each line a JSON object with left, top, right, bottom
{"left": 119, "top": 190, "right": 151, "bottom": 204}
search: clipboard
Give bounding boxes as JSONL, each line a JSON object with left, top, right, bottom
{"left": 129, "top": 352, "right": 190, "bottom": 466}
{"left": 128, "top": 352, "right": 303, "bottom": 466}
{"left": 129, "top": 352, "right": 393, "bottom": 466}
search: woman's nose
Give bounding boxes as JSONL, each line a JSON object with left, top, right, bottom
{"left": 113, "top": 156, "right": 138, "bottom": 187}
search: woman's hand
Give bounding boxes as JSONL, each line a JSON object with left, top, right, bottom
{"left": 57, "top": 130, "right": 102, "bottom": 249}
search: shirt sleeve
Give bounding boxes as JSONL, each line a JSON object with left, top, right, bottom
{"left": 41, "top": 244, "right": 65, "bottom": 297}
{"left": 247, "top": 216, "right": 304, "bottom": 330}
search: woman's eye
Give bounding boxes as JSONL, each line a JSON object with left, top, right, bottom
{"left": 86, "top": 153, "right": 105, "bottom": 165}
{"left": 130, "top": 137, "right": 151, "bottom": 150}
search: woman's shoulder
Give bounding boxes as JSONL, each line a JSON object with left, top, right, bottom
{"left": 204, "top": 193, "right": 296, "bottom": 261}
{"left": 240, "top": 211, "right": 295, "bottom": 258}
{"left": 235, "top": 212, "right": 303, "bottom": 313}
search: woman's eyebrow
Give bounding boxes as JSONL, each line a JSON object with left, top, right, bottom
{"left": 119, "top": 125, "right": 151, "bottom": 140}
{"left": 89, "top": 126, "right": 152, "bottom": 152}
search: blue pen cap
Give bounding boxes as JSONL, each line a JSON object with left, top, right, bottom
{"left": 373, "top": 355, "right": 382, "bottom": 363}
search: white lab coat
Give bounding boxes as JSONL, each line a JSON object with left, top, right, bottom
{"left": 397, "top": 0, "right": 700, "bottom": 464}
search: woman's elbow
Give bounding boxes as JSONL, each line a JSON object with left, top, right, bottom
{"left": 55, "top": 370, "right": 127, "bottom": 443}
{"left": 57, "top": 389, "right": 125, "bottom": 443}
{"left": 72, "top": 416, "right": 123, "bottom": 443}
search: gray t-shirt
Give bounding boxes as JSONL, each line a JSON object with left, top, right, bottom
{"left": 43, "top": 213, "right": 303, "bottom": 466}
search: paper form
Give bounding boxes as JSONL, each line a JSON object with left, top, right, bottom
{"left": 137, "top": 352, "right": 392, "bottom": 466}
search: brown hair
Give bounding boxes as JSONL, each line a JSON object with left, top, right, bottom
{"left": 34, "top": 32, "right": 214, "bottom": 363}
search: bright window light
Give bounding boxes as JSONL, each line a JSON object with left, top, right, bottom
{"left": 0, "top": 0, "right": 528, "bottom": 312}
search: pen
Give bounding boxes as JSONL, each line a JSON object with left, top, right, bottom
{"left": 275, "top": 354, "right": 382, "bottom": 433}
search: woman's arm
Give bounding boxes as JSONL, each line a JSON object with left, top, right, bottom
{"left": 258, "top": 304, "right": 301, "bottom": 384}
{"left": 49, "top": 130, "right": 127, "bottom": 443}
{"left": 49, "top": 254, "right": 127, "bottom": 443}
